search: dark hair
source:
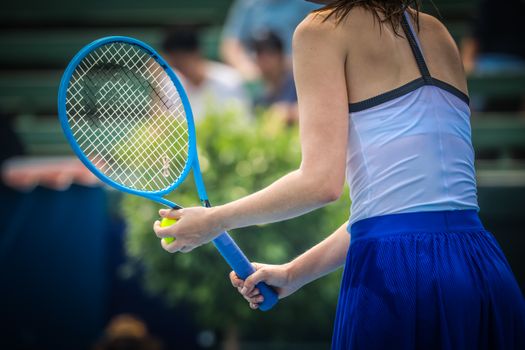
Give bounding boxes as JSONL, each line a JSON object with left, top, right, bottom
{"left": 250, "top": 30, "right": 284, "bottom": 54}
{"left": 313, "top": 0, "right": 422, "bottom": 35}
{"left": 162, "top": 28, "right": 200, "bottom": 53}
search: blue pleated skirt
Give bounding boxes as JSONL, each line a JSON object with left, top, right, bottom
{"left": 332, "top": 210, "right": 525, "bottom": 350}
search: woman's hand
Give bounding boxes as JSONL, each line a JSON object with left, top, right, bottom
{"left": 153, "top": 207, "right": 223, "bottom": 253}
{"left": 231, "top": 222, "right": 350, "bottom": 309}
{"left": 229, "top": 263, "right": 301, "bottom": 310}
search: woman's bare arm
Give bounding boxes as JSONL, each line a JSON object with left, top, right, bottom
{"left": 230, "top": 222, "right": 351, "bottom": 309}
{"left": 155, "top": 15, "right": 350, "bottom": 252}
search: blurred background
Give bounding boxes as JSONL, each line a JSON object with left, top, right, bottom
{"left": 0, "top": 0, "right": 524, "bottom": 349}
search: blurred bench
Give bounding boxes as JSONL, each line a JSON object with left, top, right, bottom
{"left": 2, "top": 0, "right": 473, "bottom": 27}
{"left": 12, "top": 115, "right": 71, "bottom": 155}
{"left": 423, "top": 0, "right": 476, "bottom": 17}
{"left": 0, "top": 26, "right": 222, "bottom": 70}
{"left": 468, "top": 74, "right": 525, "bottom": 98}
{"left": 0, "top": 71, "right": 59, "bottom": 115}
{"left": 472, "top": 114, "right": 525, "bottom": 166}
{"left": 2, "top": 0, "right": 233, "bottom": 27}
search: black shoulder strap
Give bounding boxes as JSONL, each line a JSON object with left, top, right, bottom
{"left": 401, "top": 12, "right": 432, "bottom": 84}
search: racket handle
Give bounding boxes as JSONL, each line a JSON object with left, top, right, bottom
{"left": 212, "top": 232, "right": 279, "bottom": 311}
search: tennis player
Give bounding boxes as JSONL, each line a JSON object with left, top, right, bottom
{"left": 154, "top": 1, "right": 525, "bottom": 348}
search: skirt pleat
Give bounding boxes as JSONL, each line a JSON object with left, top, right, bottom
{"left": 332, "top": 210, "right": 525, "bottom": 350}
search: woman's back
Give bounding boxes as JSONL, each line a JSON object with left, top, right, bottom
{"left": 303, "top": 8, "right": 479, "bottom": 225}
{"left": 337, "top": 8, "right": 468, "bottom": 103}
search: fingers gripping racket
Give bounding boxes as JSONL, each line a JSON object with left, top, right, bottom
{"left": 58, "top": 36, "right": 278, "bottom": 311}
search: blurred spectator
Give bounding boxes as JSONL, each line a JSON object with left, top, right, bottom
{"left": 93, "top": 314, "right": 163, "bottom": 350}
{"left": 0, "top": 115, "right": 25, "bottom": 169}
{"left": 162, "top": 28, "right": 251, "bottom": 121}
{"left": 251, "top": 31, "right": 298, "bottom": 124}
{"left": 1, "top": 113, "right": 98, "bottom": 191}
{"left": 461, "top": 0, "right": 525, "bottom": 111}
{"left": 2, "top": 156, "right": 99, "bottom": 191}
{"left": 461, "top": 0, "right": 525, "bottom": 74}
{"left": 220, "top": 0, "right": 319, "bottom": 81}
{"left": 0, "top": 115, "right": 98, "bottom": 191}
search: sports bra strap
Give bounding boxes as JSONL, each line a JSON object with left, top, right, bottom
{"left": 347, "top": 10, "right": 470, "bottom": 112}
{"left": 401, "top": 11, "right": 432, "bottom": 84}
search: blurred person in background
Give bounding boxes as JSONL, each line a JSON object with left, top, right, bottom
{"left": 461, "top": 0, "right": 525, "bottom": 74}
{"left": 155, "top": 0, "right": 525, "bottom": 348}
{"left": 162, "top": 28, "right": 251, "bottom": 121}
{"left": 0, "top": 114, "right": 97, "bottom": 190}
{"left": 251, "top": 30, "right": 299, "bottom": 124}
{"left": 220, "top": 0, "right": 319, "bottom": 81}
{"left": 0, "top": 114, "right": 26, "bottom": 189}
{"left": 461, "top": 0, "right": 525, "bottom": 111}
{"left": 0, "top": 115, "right": 25, "bottom": 174}
{"left": 93, "top": 314, "right": 163, "bottom": 350}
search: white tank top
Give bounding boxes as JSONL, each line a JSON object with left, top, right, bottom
{"left": 346, "top": 12, "right": 479, "bottom": 227}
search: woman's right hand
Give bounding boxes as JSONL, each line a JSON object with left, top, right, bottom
{"left": 229, "top": 262, "right": 300, "bottom": 309}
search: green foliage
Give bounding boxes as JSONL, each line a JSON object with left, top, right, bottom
{"left": 122, "top": 110, "right": 350, "bottom": 342}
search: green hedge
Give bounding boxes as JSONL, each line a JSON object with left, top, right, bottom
{"left": 122, "top": 110, "right": 350, "bottom": 342}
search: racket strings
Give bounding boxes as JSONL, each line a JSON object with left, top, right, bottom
{"left": 65, "top": 42, "right": 190, "bottom": 192}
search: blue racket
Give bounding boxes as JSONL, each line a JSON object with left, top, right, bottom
{"left": 57, "top": 36, "right": 278, "bottom": 311}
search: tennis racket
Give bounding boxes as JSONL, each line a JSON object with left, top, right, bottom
{"left": 57, "top": 36, "right": 278, "bottom": 311}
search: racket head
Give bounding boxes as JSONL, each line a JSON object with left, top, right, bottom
{"left": 58, "top": 36, "right": 197, "bottom": 201}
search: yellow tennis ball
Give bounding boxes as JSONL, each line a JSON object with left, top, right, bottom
{"left": 160, "top": 217, "right": 177, "bottom": 244}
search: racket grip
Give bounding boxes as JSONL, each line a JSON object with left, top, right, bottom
{"left": 212, "top": 232, "right": 279, "bottom": 311}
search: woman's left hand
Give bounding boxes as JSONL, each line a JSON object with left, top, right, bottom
{"left": 153, "top": 207, "right": 223, "bottom": 253}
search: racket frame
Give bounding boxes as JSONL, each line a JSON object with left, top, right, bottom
{"left": 57, "top": 36, "right": 278, "bottom": 311}
{"left": 58, "top": 36, "right": 203, "bottom": 208}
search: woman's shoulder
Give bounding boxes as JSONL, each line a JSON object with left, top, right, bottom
{"left": 416, "top": 11, "right": 451, "bottom": 38}
{"left": 292, "top": 7, "right": 361, "bottom": 49}
{"left": 417, "top": 11, "right": 467, "bottom": 90}
{"left": 294, "top": 10, "right": 334, "bottom": 39}
{"left": 292, "top": 10, "right": 341, "bottom": 52}
{"left": 415, "top": 11, "right": 463, "bottom": 59}
{"left": 295, "top": 5, "right": 371, "bottom": 33}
